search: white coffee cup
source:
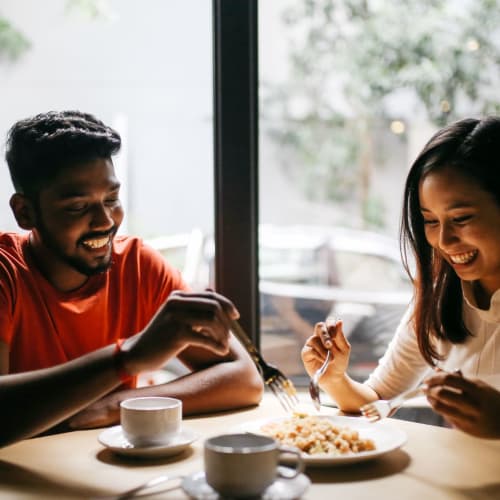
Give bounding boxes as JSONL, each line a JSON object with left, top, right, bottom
{"left": 204, "top": 433, "right": 304, "bottom": 498}
{"left": 120, "top": 397, "right": 182, "bottom": 447}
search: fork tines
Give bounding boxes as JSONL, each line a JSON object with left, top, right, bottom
{"left": 229, "top": 319, "right": 299, "bottom": 413}
{"left": 266, "top": 374, "right": 299, "bottom": 412}
{"left": 360, "top": 384, "right": 426, "bottom": 423}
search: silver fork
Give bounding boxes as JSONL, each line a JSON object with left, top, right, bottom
{"left": 360, "top": 384, "right": 426, "bottom": 422}
{"left": 230, "top": 319, "right": 299, "bottom": 412}
{"left": 309, "top": 316, "right": 337, "bottom": 411}
{"left": 309, "top": 350, "right": 330, "bottom": 411}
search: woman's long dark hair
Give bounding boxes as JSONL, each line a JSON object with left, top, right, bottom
{"left": 400, "top": 116, "right": 500, "bottom": 365}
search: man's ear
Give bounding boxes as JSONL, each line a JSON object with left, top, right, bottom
{"left": 9, "top": 193, "right": 36, "bottom": 230}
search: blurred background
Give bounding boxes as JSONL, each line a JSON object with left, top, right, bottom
{"left": 1, "top": 0, "right": 500, "bottom": 389}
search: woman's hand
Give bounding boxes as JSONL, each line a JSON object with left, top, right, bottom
{"left": 301, "top": 318, "right": 350, "bottom": 383}
{"left": 424, "top": 371, "right": 500, "bottom": 439}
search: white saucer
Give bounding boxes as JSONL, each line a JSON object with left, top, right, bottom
{"left": 98, "top": 425, "right": 200, "bottom": 458}
{"left": 181, "top": 470, "right": 310, "bottom": 500}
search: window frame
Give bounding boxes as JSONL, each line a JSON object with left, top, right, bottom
{"left": 212, "top": 0, "right": 260, "bottom": 346}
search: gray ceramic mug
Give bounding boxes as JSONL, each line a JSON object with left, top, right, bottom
{"left": 204, "top": 433, "right": 304, "bottom": 498}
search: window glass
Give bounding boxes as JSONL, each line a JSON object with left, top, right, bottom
{"left": 258, "top": 0, "right": 499, "bottom": 384}
{"left": 0, "top": 0, "right": 213, "bottom": 291}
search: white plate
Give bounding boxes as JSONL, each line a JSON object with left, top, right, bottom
{"left": 98, "top": 425, "right": 199, "bottom": 458}
{"left": 182, "top": 470, "right": 310, "bottom": 500}
{"left": 234, "top": 415, "right": 407, "bottom": 467}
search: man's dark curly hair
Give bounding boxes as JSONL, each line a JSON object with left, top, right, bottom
{"left": 5, "top": 110, "right": 121, "bottom": 197}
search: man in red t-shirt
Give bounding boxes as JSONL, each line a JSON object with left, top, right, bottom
{"left": 0, "top": 111, "right": 263, "bottom": 447}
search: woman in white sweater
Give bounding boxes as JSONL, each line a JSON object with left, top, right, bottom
{"left": 302, "top": 117, "right": 500, "bottom": 439}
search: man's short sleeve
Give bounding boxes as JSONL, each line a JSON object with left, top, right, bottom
{"left": 0, "top": 262, "right": 16, "bottom": 346}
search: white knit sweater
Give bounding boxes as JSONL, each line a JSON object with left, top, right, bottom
{"left": 365, "top": 281, "right": 500, "bottom": 399}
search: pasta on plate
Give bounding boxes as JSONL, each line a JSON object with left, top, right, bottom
{"left": 260, "top": 412, "right": 376, "bottom": 455}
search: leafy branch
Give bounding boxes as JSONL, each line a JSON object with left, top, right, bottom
{"left": 0, "top": 17, "right": 30, "bottom": 62}
{"left": 0, "top": 0, "right": 112, "bottom": 64}
{"left": 263, "top": 0, "right": 500, "bottom": 228}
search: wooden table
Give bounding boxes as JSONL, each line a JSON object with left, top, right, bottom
{"left": 0, "top": 393, "right": 499, "bottom": 500}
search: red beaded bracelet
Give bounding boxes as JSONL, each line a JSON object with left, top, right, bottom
{"left": 113, "top": 338, "right": 135, "bottom": 385}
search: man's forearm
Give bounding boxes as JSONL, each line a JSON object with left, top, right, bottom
{"left": 0, "top": 344, "right": 121, "bottom": 447}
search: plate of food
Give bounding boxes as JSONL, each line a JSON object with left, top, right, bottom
{"left": 234, "top": 412, "right": 407, "bottom": 467}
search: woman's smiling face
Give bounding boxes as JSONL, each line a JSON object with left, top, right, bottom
{"left": 419, "top": 166, "right": 500, "bottom": 298}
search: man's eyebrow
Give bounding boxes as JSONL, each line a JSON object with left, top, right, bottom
{"left": 56, "top": 182, "right": 121, "bottom": 199}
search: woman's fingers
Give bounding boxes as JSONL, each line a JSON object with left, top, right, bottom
{"left": 425, "top": 371, "right": 476, "bottom": 402}
{"left": 314, "top": 319, "right": 342, "bottom": 349}
{"left": 304, "top": 334, "right": 328, "bottom": 360}
{"left": 311, "top": 319, "right": 350, "bottom": 357}
{"left": 331, "top": 319, "right": 350, "bottom": 352}
{"left": 427, "top": 388, "right": 478, "bottom": 419}
{"left": 301, "top": 342, "right": 323, "bottom": 377}
{"left": 309, "top": 318, "right": 349, "bottom": 370}
{"left": 425, "top": 375, "right": 500, "bottom": 438}
{"left": 313, "top": 321, "right": 330, "bottom": 348}
{"left": 425, "top": 372, "right": 484, "bottom": 423}
{"left": 320, "top": 318, "right": 349, "bottom": 354}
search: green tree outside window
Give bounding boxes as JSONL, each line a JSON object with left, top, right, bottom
{"left": 263, "top": 0, "right": 500, "bottom": 229}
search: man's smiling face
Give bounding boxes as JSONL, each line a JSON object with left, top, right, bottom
{"left": 30, "top": 157, "right": 124, "bottom": 284}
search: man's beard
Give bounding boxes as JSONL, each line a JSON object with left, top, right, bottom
{"left": 36, "top": 220, "right": 116, "bottom": 277}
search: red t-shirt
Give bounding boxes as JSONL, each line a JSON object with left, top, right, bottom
{"left": 0, "top": 233, "right": 188, "bottom": 373}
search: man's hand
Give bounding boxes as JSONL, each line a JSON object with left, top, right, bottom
{"left": 66, "top": 392, "right": 120, "bottom": 429}
{"left": 122, "top": 290, "right": 240, "bottom": 376}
